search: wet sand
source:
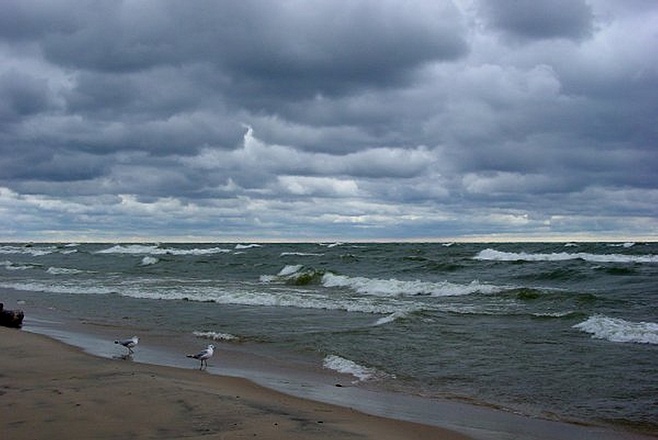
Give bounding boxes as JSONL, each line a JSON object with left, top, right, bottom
{"left": 0, "top": 327, "right": 470, "bottom": 440}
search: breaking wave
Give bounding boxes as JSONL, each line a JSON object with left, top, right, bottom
{"left": 140, "top": 256, "right": 159, "bottom": 266}
{"left": 321, "top": 272, "right": 504, "bottom": 297}
{"left": 263, "top": 265, "right": 505, "bottom": 297}
{"left": 373, "top": 311, "right": 409, "bottom": 326}
{"left": 574, "top": 315, "right": 658, "bottom": 344}
{"left": 323, "top": 355, "right": 384, "bottom": 382}
{"left": 193, "top": 330, "right": 239, "bottom": 342}
{"left": 235, "top": 243, "right": 261, "bottom": 250}
{"left": 95, "top": 244, "right": 232, "bottom": 255}
{"left": 475, "top": 248, "right": 658, "bottom": 264}
{"left": 1, "top": 260, "right": 35, "bottom": 271}
{"left": 46, "top": 266, "right": 87, "bottom": 275}
{"left": 0, "top": 244, "right": 57, "bottom": 256}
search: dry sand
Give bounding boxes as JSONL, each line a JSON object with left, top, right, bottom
{"left": 0, "top": 327, "right": 471, "bottom": 439}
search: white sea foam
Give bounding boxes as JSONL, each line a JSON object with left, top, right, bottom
{"left": 46, "top": 266, "right": 86, "bottom": 275}
{"left": 321, "top": 273, "right": 503, "bottom": 297}
{"left": 95, "top": 244, "right": 164, "bottom": 254}
{"left": 574, "top": 315, "right": 658, "bottom": 344}
{"left": 608, "top": 242, "right": 636, "bottom": 248}
{"left": 277, "top": 264, "right": 304, "bottom": 277}
{"left": 323, "top": 355, "right": 379, "bottom": 381}
{"left": 373, "top": 311, "right": 408, "bottom": 326}
{"left": 475, "top": 248, "right": 658, "bottom": 264}
{"left": 96, "top": 244, "right": 231, "bottom": 255}
{"left": 235, "top": 243, "right": 261, "bottom": 249}
{"left": 0, "top": 280, "right": 117, "bottom": 295}
{"left": 531, "top": 311, "right": 576, "bottom": 318}
{"left": 140, "top": 256, "right": 159, "bottom": 266}
{"left": 1, "top": 276, "right": 429, "bottom": 315}
{"left": 193, "top": 330, "right": 238, "bottom": 342}
{"left": 1, "top": 260, "right": 34, "bottom": 270}
{"left": 0, "top": 245, "right": 55, "bottom": 256}
{"left": 0, "top": 265, "right": 490, "bottom": 317}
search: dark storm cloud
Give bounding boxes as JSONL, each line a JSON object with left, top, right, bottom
{"left": 0, "top": 0, "right": 657, "bottom": 241}
{"left": 30, "top": 1, "right": 468, "bottom": 96}
{"left": 480, "top": 0, "right": 594, "bottom": 41}
{"left": 0, "top": 69, "right": 53, "bottom": 121}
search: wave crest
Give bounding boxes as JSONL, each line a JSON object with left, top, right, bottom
{"left": 323, "top": 355, "right": 384, "bottom": 382}
{"left": 476, "top": 248, "right": 658, "bottom": 264}
{"left": 574, "top": 315, "right": 658, "bottom": 344}
{"left": 96, "top": 244, "right": 231, "bottom": 256}
{"left": 193, "top": 330, "right": 239, "bottom": 342}
{"left": 321, "top": 273, "right": 503, "bottom": 297}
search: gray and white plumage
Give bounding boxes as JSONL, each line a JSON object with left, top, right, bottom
{"left": 114, "top": 336, "right": 139, "bottom": 354}
{"left": 186, "top": 344, "right": 214, "bottom": 370}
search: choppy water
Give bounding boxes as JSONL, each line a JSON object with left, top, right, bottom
{"left": 1, "top": 241, "right": 657, "bottom": 434}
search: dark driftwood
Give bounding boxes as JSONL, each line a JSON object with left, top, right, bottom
{"left": 0, "top": 303, "right": 24, "bottom": 328}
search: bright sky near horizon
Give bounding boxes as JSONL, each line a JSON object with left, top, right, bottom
{"left": 1, "top": 0, "right": 657, "bottom": 242}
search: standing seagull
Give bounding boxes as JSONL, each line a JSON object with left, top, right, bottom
{"left": 187, "top": 344, "right": 214, "bottom": 370}
{"left": 114, "top": 336, "right": 139, "bottom": 354}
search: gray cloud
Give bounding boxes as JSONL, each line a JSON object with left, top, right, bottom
{"left": 0, "top": 0, "right": 656, "bottom": 241}
{"left": 0, "top": 69, "right": 54, "bottom": 122}
{"left": 479, "top": 0, "right": 594, "bottom": 41}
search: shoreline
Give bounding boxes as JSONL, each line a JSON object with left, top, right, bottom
{"left": 1, "top": 294, "right": 656, "bottom": 440}
{"left": 11, "top": 323, "right": 656, "bottom": 440}
{"left": 1, "top": 326, "right": 471, "bottom": 440}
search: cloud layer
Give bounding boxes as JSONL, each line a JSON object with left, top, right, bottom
{"left": 1, "top": 0, "right": 657, "bottom": 241}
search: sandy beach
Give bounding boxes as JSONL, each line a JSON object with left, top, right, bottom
{"left": 0, "top": 327, "right": 470, "bottom": 440}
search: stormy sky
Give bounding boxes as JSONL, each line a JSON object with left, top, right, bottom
{"left": 1, "top": 0, "right": 657, "bottom": 242}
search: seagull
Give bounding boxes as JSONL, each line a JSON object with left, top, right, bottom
{"left": 187, "top": 344, "right": 214, "bottom": 370}
{"left": 114, "top": 336, "right": 139, "bottom": 354}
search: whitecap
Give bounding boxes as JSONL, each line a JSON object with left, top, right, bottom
{"left": 0, "top": 280, "right": 117, "bottom": 295}
{"left": 259, "top": 275, "right": 276, "bottom": 283}
{"left": 96, "top": 244, "right": 231, "bottom": 256}
{"left": 531, "top": 311, "right": 576, "bottom": 318}
{"left": 323, "top": 355, "right": 380, "bottom": 382}
{"left": 321, "top": 272, "right": 504, "bottom": 297}
{"left": 373, "top": 311, "right": 408, "bottom": 326}
{"left": 46, "top": 266, "right": 86, "bottom": 275}
{"left": 140, "top": 256, "right": 159, "bottom": 266}
{"left": 277, "top": 264, "right": 303, "bottom": 277}
{"left": 235, "top": 244, "right": 261, "bottom": 250}
{"left": 0, "top": 245, "right": 55, "bottom": 256}
{"left": 96, "top": 244, "right": 161, "bottom": 254}
{"left": 193, "top": 330, "right": 239, "bottom": 342}
{"left": 573, "top": 315, "right": 658, "bottom": 344}
{"left": 1, "top": 260, "right": 34, "bottom": 271}
{"left": 475, "top": 248, "right": 658, "bottom": 264}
